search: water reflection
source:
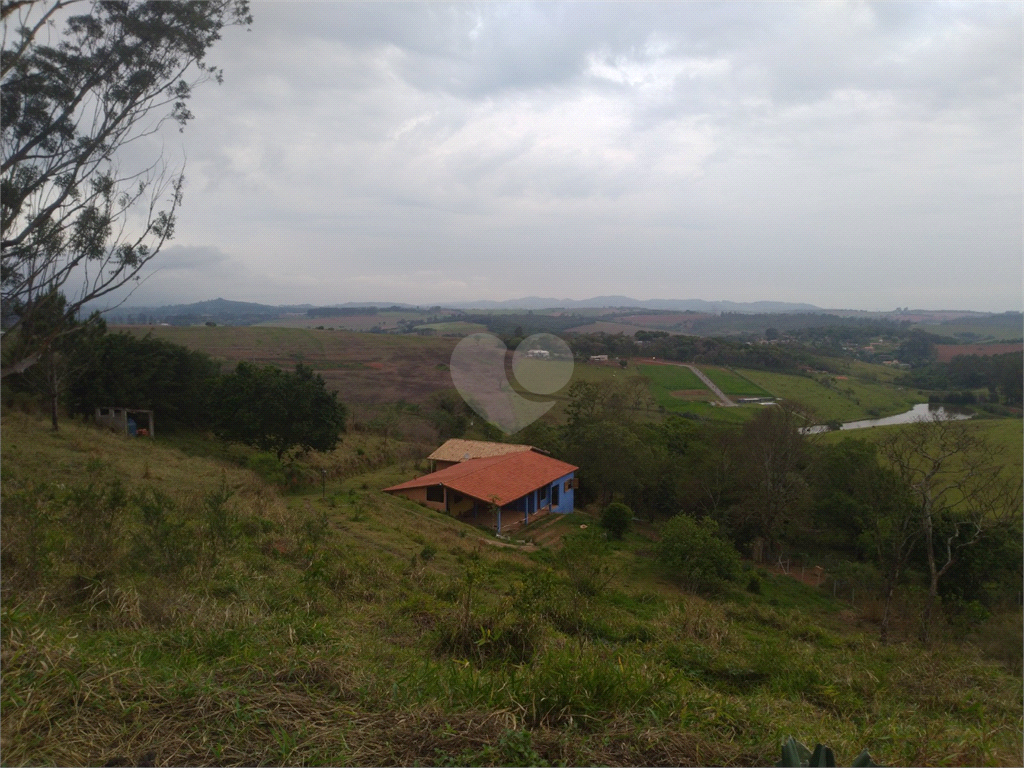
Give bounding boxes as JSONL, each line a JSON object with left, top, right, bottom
{"left": 802, "top": 403, "right": 973, "bottom": 435}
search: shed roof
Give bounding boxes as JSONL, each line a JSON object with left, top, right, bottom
{"left": 384, "top": 451, "right": 577, "bottom": 507}
{"left": 426, "top": 438, "right": 541, "bottom": 463}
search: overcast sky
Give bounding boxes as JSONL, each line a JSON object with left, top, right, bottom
{"left": 112, "top": 1, "right": 1021, "bottom": 312}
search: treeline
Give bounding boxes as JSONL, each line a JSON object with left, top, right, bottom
{"left": 897, "top": 351, "right": 1023, "bottom": 406}
{"left": 461, "top": 312, "right": 591, "bottom": 339}
{"left": 564, "top": 331, "right": 845, "bottom": 374}
{"left": 4, "top": 310, "right": 346, "bottom": 458}
{"left": 512, "top": 380, "right": 1021, "bottom": 643}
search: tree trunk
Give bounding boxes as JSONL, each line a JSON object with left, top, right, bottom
{"left": 50, "top": 391, "right": 59, "bottom": 431}
{"left": 880, "top": 577, "right": 896, "bottom": 645}
{"left": 921, "top": 578, "right": 939, "bottom": 646}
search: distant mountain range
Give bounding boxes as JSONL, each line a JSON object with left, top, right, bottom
{"left": 104, "top": 295, "right": 824, "bottom": 321}
{"left": 445, "top": 296, "right": 823, "bottom": 312}
{"left": 101, "top": 296, "right": 1019, "bottom": 329}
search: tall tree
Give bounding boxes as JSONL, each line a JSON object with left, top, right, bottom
{"left": 812, "top": 439, "right": 920, "bottom": 643}
{"left": 728, "top": 402, "right": 813, "bottom": 561}
{"left": 211, "top": 363, "right": 347, "bottom": 460}
{"left": 1, "top": 0, "right": 251, "bottom": 374}
{"left": 879, "top": 416, "right": 1022, "bottom": 644}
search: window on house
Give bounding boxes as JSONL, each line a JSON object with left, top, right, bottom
{"left": 539, "top": 485, "right": 548, "bottom": 501}
{"left": 563, "top": 480, "right": 571, "bottom": 492}
{"left": 426, "top": 486, "right": 444, "bottom": 503}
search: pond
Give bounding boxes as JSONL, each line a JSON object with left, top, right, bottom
{"left": 802, "top": 403, "right": 973, "bottom": 434}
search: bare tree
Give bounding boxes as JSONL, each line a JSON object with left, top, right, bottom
{"left": 880, "top": 415, "right": 1023, "bottom": 644}
{"left": 1, "top": 0, "right": 251, "bottom": 374}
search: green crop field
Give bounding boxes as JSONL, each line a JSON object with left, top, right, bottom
{"left": 697, "top": 366, "right": 772, "bottom": 397}
{"left": 636, "top": 363, "right": 706, "bottom": 391}
{"left": 636, "top": 363, "right": 710, "bottom": 410}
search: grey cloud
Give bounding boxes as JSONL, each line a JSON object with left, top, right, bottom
{"left": 111, "top": 1, "right": 1020, "bottom": 313}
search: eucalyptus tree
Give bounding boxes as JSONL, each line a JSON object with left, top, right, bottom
{"left": 1, "top": 0, "right": 251, "bottom": 375}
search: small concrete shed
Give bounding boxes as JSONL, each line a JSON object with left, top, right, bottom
{"left": 95, "top": 407, "right": 154, "bottom": 437}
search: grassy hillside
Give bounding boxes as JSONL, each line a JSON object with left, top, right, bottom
{"left": 2, "top": 412, "right": 1021, "bottom": 766}
{"left": 735, "top": 368, "right": 921, "bottom": 423}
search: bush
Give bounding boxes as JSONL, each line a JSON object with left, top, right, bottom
{"left": 600, "top": 502, "right": 632, "bottom": 540}
{"left": 559, "top": 529, "right": 616, "bottom": 596}
{"left": 657, "top": 514, "right": 741, "bottom": 594}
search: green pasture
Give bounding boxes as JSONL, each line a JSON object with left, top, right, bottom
{"left": 697, "top": 366, "right": 772, "bottom": 397}
{"left": 845, "top": 360, "right": 903, "bottom": 384}
{"left": 736, "top": 369, "right": 921, "bottom": 424}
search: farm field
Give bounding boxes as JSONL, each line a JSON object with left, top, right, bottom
{"left": 914, "top": 318, "right": 1024, "bottom": 342}
{"left": 116, "top": 325, "right": 459, "bottom": 412}
{"left": 934, "top": 343, "right": 1023, "bottom": 363}
{"left": 258, "top": 310, "right": 457, "bottom": 332}
{"left": 3, "top": 411, "right": 1021, "bottom": 767}
{"left": 636, "top": 363, "right": 710, "bottom": 410}
{"left": 414, "top": 321, "right": 489, "bottom": 335}
{"left": 735, "top": 368, "right": 921, "bottom": 424}
{"left": 697, "top": 366, "right": 772, "bottom": 397}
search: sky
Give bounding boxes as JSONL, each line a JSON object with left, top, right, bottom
{"left": 108, "top": 1, "right": 1021, "bottom": 312}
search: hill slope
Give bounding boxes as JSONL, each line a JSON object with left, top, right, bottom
{"left": 1, "top": 413, "right": 1021, "bottom": 766}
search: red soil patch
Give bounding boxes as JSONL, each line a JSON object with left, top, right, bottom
{"left": 934, "top": 343, "right": 1022, "bottom": 363}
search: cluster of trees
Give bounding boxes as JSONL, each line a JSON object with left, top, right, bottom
{"left": 898, "top": 351, "right": 1023, "bottom": 406}
{"left": 565, "top": 331, "right": 845, "bottom": 375}
{"left": 5, "top": 314, "right": 347, "bottom": 460}
{"left": 523, "top": 379, "right": 1021, "bottom": 643}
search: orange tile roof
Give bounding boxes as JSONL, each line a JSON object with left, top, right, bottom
{"left": 384, "top": 451, "right": 577, "bottom": 507}
{"left": 426, "top": 438, "right": 539, "bottom": 463}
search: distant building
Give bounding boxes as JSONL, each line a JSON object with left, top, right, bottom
{"left": 589, "top": 354, "right": 609, "bottom": 362}
{"left": 384, "top": 449, "right": 577, "bottom": 534}
{"left": 525, "top": 349, "right": 550, "bottom": 359}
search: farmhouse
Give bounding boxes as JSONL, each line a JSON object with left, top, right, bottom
{"left": 426, "top": 438, "right": 545, "bottom": 471}
{"left": 384, "top": 449, "right": 578, "bottom": 534}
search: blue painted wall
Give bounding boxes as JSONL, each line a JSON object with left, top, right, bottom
{"left": 550, "top": 472, "right": 574, "bottom": 514}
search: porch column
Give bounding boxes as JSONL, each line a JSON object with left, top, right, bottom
{"left": 497, "top": 505, "right": 501, "bottom": 534}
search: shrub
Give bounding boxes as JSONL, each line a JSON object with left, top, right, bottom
{"left": 657, "top": 514, "right": 741, "bottom": 594}
{"left": 600, "top": 502, "right": 632, "bottom": 540}
{"left": 558, "top": 529, "right": 616, "bottom": 596}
